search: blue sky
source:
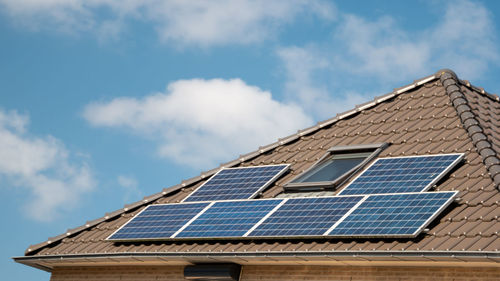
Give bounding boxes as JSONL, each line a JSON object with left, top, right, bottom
{"left": 1, "top": 0, "right": 499, "bottom": 280}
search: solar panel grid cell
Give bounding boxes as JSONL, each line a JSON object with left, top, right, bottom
{"left": 175, "top": 199, "right": 283, "bottom": 238}
{"left": 328, "top": 192, "right": 457, "bottom": 237}
{"left": 107, "top": 202, "right": 210, "bottom": 240}
{"left": 338, "top": 154, "right": 462, "bottom": 195}
{"left": 183, "top": 165, "right": 289, "bottom": 202}
{"left": 248, "top": 196, "right": 363, "bottom": 237}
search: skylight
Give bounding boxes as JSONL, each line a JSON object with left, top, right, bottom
{"left": 291, "top": 152, "right": 370, "bottom": 183}
{"left": 283, "top": 143, "right": 388, "bottom": 192}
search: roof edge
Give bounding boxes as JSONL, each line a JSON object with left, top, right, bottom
{"left": 438, "top": 69, "right": 500, "bottom": 190}
{"left": 14, "top": 250, "right": 500, "bottom": 271}
{"left": 24, "top": 72, "right": 442, "bottom": 256}
{"left": 16, "top": 250, "right": 500, "bottom": 259}
{"left": 436, "top": 69, "right": 500, "bottom": 102}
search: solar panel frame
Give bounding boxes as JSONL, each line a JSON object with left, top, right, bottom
{"left": 182, "top": 164, "right": 290, "bottom": 202}
{"left": 337, "top": 153, "right": 464, "bottom": 195}
{"left": 106, "top": 201, "right": 212, "bottom": 241}
{"left": 326, "top": 191, "right": 458, "bottom": 238}
{"left": 246, "top": 195, "right": 364, "bottom": 238}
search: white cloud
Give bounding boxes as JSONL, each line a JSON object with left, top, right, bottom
{"left": 277, "top": 46, "right": 369, "bottom": 119}
{"left": 275, "top": 0, "right": 499, "bottom": 118}
{"left": 334, "top": 15, "right": 431, "bottom": 79}
{"left": 0, "top": 109, "right": 95, "bottom": 221}
{"left": 149, "top": 0, "right": 336, "bottom": 46}
{"left": 84, "top": 78, "right": 313, "bottom": 168}
{"left": 430, "top": 0, "right": 499, "bottom": 78}
{"left": 117, "top": 175, "right": 142, "bottom": 203}
{"left": 332, "top": 0, "right": 498, "bottom": 81}
{"left": 117, "top": 175, "right": 137, "bottom": 188}
{"left": 0, "top": 0, "right": 336, "bottom": 46}
{"left": 0, "top": 0, "right": 93, "bottom": 33}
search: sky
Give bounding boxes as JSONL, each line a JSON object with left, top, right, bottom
{"left": 1, "top": 0, "right": 500, "bottom": 280}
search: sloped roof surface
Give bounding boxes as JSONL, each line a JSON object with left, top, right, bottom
{"left": 23, "top": 70, "right": 500, "bottom": 258}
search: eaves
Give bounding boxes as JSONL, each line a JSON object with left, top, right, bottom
{"left": 14, "top": 250, "right": 500, "bottom": 272}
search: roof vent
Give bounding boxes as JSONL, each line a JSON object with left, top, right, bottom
{"left": 184, "top": 263, "right": 241, "bottom": 281}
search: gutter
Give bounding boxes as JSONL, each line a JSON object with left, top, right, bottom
{"left": 13, "top": 250, "right": 500, "bottom": 272}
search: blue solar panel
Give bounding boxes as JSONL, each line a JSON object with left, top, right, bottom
{"left": 183, "top": 164, "right": 289, "bottom": 202}
{"left": 175, "top": 199, "right": 283, "bottom": 238}
{"left": 338, "top": 154, "right": 463, "bottom": 195}
{"left": 327, "top": 191, "right": 457, "bottom": 237}
{"left": 247, "top": 196, "right": 363, "bottom": 237}
{"left": 107, "top": 202, "right": 210, "bottom": 240}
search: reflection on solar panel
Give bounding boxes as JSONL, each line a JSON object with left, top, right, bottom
{"left": 175, "top": 199, "right": 283, "bottom": 238}
{"left": 338, "top": 154, "right": 463, "bottom": 195}
{"left": 107, "top": 202, "right": 210, "bottom": 240}
{"left": 247, "top": 196, "right": 363, "bottom": 237}
{"left": 183, "top": 164, "right": 289, "bottom": 202}
{"left": 328, "top": 192, "right": 457, "bottom": 237}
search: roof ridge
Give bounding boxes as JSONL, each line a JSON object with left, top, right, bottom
{"left": 460, "top": 79, "right": 500, "bottom": 103}
{"left": 439, "top": 69, "right": 500, "bottom": 191}
{"left": 24, "top": 71, "right": 441, "bottom": 256}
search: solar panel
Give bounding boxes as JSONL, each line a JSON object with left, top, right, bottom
{"left": 183, "top": 164, "right": 289, "bottom": 202}
{"left": 327, "top": 191, "right": 457, "bottom": 237}
{"left": 175, "top": 199, "right": 283, "bottom": 238}
{"left": 338, "top": 154, "right": 463, "bottom": 195}
{"left": 247, "top": 196, "right": 364, "bottom": 237}
{"left": 107, "top": 202, "right": 210, "bottom": 240}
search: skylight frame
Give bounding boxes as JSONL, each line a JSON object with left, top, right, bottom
{"left": 283, "top": 143, "right": 388, "bottom": 192}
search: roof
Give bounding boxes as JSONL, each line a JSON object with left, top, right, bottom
{"left": 14, "top": 69, "right": 500, "bottom": 271}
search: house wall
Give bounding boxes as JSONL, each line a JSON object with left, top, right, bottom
{"left": 242, "top": 265, "right": 500, "bottom": 280}
{"left": 50, "top": 265, "right": 500, "bottom": 281}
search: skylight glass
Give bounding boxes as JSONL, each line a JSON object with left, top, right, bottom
{"left": 291, "top": 153, "right": 370, "bottom": 183}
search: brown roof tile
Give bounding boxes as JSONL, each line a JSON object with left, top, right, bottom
{"left": 482, "top": 236, "right": 500, "bottom": 251}
{"left": 20, "top": 70, "right": 500, "bottom": 263}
